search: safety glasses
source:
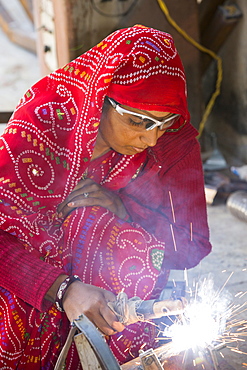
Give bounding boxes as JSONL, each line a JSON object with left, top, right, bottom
{"left": 107, "top": 97, "right": 181, "bottom": 131}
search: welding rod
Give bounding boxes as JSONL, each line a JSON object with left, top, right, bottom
{"left": 136, "top": 298, "right": 185, "bottom": 320}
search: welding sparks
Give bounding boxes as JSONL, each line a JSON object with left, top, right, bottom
{"left": 163, "top": 276, "right": 232, "bottom": 353}
{"left": 170, "top": 224, "right": 177, "bottom": 251}
{"left": 158, "top": 273, "right": 247, "bottom": 364}
{"left": 168, "top": 190, "right": 176, "bottom": 223}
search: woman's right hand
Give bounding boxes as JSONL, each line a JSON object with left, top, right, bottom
{"left": 62, "top": 281, "right": 125, "bottom": 336}
{"left": 57, "top": 179, "right": 129, "bottom": 221}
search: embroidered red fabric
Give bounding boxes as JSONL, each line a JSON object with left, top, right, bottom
{"left": 0, "top": 25, "right": 211, "bottom": 369}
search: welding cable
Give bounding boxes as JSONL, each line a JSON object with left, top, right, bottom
{"left": 156, "top": 0, "right": 223, "bottom": 138}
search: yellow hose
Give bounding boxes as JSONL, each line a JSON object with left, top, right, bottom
{"left": 156, "top": 0, "right": 223, "bottom": 138}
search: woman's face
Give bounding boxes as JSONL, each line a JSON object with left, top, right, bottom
{"left": 96, "top": 100, "right": 172, "bottom": 157}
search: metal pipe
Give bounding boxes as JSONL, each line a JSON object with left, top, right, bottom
{"left": 227, "top": 190, "right": 247, "bottom": 223}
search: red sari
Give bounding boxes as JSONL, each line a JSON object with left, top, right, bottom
{"left": 0, "top": 25, "right": 211, "bottom": 369}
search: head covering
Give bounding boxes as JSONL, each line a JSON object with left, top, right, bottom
{"left": 0, "top": 24, "right": 189, "bottom": 244}
{"left": 107, "top": 25, "right": 188, "bottom": 118}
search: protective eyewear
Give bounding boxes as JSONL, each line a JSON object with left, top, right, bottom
{"left": 107, "top": 97, "right": 181, "bottom": 131}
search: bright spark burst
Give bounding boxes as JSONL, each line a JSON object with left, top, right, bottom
{"left": 162, "top": 275, "right": 232, "bottom": 354}
{"left": 157, "top": 273, "right": 247, "bottom": 365}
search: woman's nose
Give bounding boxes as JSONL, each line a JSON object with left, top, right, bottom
{"left": 140, "top": 128, "right": 161, "bottom": 147}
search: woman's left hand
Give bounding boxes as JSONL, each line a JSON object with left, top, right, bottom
{"left": 57, "top": 178, "right": 129, "bottom": 220}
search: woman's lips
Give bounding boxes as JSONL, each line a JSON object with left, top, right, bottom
{"left": 132, "top": 146, "right": 146, "bottom": 153}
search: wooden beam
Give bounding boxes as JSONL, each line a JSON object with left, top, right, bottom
{"left": 199, "top": 0, "right": 225, "bottom": 35}
{"left": 19, "top": 0, "right": 34, "bottom": 22}
{"left": 0, "top": 1, "right": 36, "bottom": 53}
{"left": 0, "top": 112, "right": 12, "bottom": 124}
{"left": 201, "top": 3, "right": 242, "bottom": 72}
{"left": 33, "top": 0, "right": 70, "bottom": 76}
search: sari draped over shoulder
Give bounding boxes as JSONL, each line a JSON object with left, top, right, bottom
{"left": 0, "top": 25, "right": 211, "bottom": 369}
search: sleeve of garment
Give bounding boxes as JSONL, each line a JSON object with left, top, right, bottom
{"left": 119, "top": 137, "right": 212, "bottom": 270}
{"left": 0, "top": 229, "right": 65, "bottom": 311}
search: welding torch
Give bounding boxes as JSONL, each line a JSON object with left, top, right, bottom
{"left": 108, "top": 291, "right": 187, "bottom": 326}
{"left": 136, "top": 296, "right": 187, "bottom": 320}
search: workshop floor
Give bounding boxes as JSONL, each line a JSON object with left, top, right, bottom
{"left": 0, "top": 12, "right": 247, "bottom": 370}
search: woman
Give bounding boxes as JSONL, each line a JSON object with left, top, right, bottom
{"left": 0, "top": 25, "right": 211, "bottom": 369}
